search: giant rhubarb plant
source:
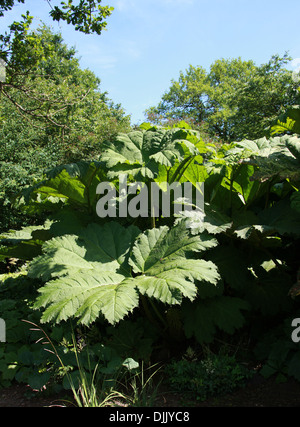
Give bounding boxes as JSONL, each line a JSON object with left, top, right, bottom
{"left": 29, "top": 220, "right": 219, "bottom": 325}
{"left": 4, "top": 125, "right": 218, "bottom": 326}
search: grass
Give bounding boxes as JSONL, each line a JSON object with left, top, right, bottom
{"left": 22, "top": 320, "right": 162, "bottom": 407}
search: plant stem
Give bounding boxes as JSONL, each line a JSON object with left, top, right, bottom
{"left": 140, "top": 295, "right": 168, "bottom": 334}
{"left": 140, "top": 295, "right": 161, "bottom": 330}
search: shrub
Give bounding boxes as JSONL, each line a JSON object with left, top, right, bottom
{"left": 164, "top": 354, "right": 253, "bottom": 401}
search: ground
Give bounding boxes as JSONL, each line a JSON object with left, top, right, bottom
{"left": 1, "top": 374, "right": 300, "bottom": 407}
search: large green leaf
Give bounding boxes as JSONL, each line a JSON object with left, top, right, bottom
{"left": 32, "top": 221, "right": 220, "bottom": 325}
{"left": 291, "top": 192, "right": 300, "bottom": 213}
{"left": 226, "top": 135, "right": 300, "bottom": 181}
{"left": 100, "top": 127, "right": 200, "bottom": 180}
{"left": 225, "top": 136, "right": 292, "bottom": 160}
{"left": 19, "top": 161, "right": 106, "bottom": 215}
{"left": 29, "top": 234, "right": 98, "bottom": 281}
{"left": 0, "top": 222, "right": 52, "bottom": 261}
{"left": 129, "top": 222, "right": 219, "bottom": 305}
{"left": 35, "top": 271, "right": 138, "bottom": 325}
{"left": 129, "top": 221, "right": 218, "bottom": 274}
{"left": 29, "top": 222, "right": 140, "bottom": 281}
{"left": 271, "top": 105, "right": 300, "bottom": 136}
{"left": 244, "top": 268, "right": 293, "bottom": 316}
{"left": 175, "top": 203, "right": 232, "bottom": 235}
{"left": 286, "top": 137, "right": 300, "bottom": 161}
{"left": 133, "top": 258, "right": 219, "bottom": 305}
{"left": 258, "top": 199, "right": 300, "bottom": 237}
{"left": 208, "top": 245, "right": 252, "bottom": 291}
{"left": 182, "top": 296, "right": 250, "bottom": 344}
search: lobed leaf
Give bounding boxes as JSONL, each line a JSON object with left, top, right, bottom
{"left": 183, "top": 296, "right": 250, "bottom": 344}
{"left": 129, "top": 220, "right": 218, "bottom": 275}
{"left": 32, "top": 220, "right": 220, "bottom": 325}
{"left": 34, "top": 272, "right": 138, "bottom": 325}
{"left": 29, "top": 222, "right": 140, "bottom": 281}
{"left": 101, "top": 127, "right": 200, "bottom": 180}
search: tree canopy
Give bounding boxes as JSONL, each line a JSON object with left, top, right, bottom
{"left": 146, "top": 54, "right": 299, "bottom": 142}
{"left": 0, "top": 24, "right": 131, "bottom": 230}
{"left": 0, "top": 0, "right": 113, "bottom": 35}
{"left": 0, "top": 0, "right": 114, "bottom": 128}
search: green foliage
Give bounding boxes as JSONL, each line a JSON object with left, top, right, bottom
{"left": 146, "top": 54, "right": 298, "bottom": 142}
{"left": 271, "top": 105, "right": 300, "bottom": 137}
{"left": 1, "top": 126, "right": 217, "bottom": 331}
{"left": 0, "top": 271, "right": 51, "bottom": 389}
{"left": 0, "top": 0, "right": 24, "bottom": 17}
{"left": 0, "top": 0, "right": 113, "bottom": 37}
{"left": 0, "top": 272, "right": 146, "bottom": 391}
{"left": 0, "top": 25, "right": 130, "bottom": 231}
{"left": 254, "top": 316, "right": 300, "bottom": 383}
{"left": 4, "top": 123, "right": 300, "bottom": 347}
{"left": 164, "top": 354, "right": 253, "bottom": 401}
{"left": 49, "top": 0, "right": 114, "bottom": 35}
{"left": 224, "top": 134, "right": 300, "bottom": 181}
{"left": 20, "top": 160, "right": 107, "bottom": 217}
{"left": 3, "top": 0, "right": 300, "bottom": 398}
{"left": 182, "top": 297, "right": 250, "bottom": 344}
{"left": 1, "top": 24, "right": 130, "bottom": 139}
{"left": 101, "top": 126, "right": 199, "bottom": 180}
{"left": 2, "top": 97, "right": 300, "bottom": 395}
{"left": 29, "top": 221, "right": 219, "bottom": 326}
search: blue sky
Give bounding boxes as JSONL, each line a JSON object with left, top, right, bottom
{"left": 2, "top": 0, "right": 300, "bottom": 124}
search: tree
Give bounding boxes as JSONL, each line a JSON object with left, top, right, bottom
{"left": 0, "top": 25, "right": 131, "bottom": 231}
{"left": 0, "top": 0, "right": 113, "bottom": 35}
{"left": 0, "top": 1, "right": 113, "bottom": 127}
{"left": 146, "top": 54, "right": 298, "bottom": 142}
{"left": 1, "top": 24, "right": 131, "bottom": 149}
